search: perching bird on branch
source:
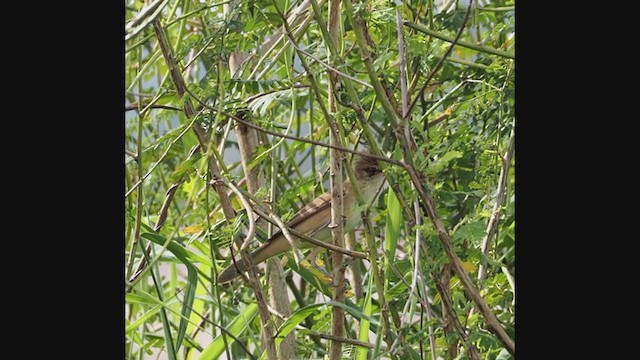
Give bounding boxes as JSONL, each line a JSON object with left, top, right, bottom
{"left": 217, "top": 154, "right": 386, "bottom": 284}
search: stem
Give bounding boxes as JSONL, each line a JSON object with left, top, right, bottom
{"left": 151, "top": 19, "right": 236, "bottom": 222}
{"left": 153, "top": 16, "right": 279, "bottom": 360}
{"left": 477, "top": 133, "right": 515, "bottom": 282}
{"left": 404, "top": 21, "right": 515, "bottom": 59}
{"left": 412, "top": 171, "right": 515, "bottom": 355}
{"left": 406, "top": 1, "right": 474, "bottom": 119}
{"left": 327, "top": 0, "right": 346, "bottom": 358}
{"left": 341, "top": 0, "right": 401, "bottom": 131}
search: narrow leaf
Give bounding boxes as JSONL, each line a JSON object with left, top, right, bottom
{"left": 384, "top": 188, "right": 402, "bottom": 265}
{"left": 198, "top": 303, "right": 259, "bottom": 360}
{"left": 142, "top": 232, "right": 198, "bottom": 353}
{"left": 355, "top": 274, "right": 374, "bottom": 360}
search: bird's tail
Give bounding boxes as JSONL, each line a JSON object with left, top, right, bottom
{"left": 216, "top": 233, "right": 291, "bottom": 284}
{"left": 216, "top": 257, "right": 248, "bottom": 284}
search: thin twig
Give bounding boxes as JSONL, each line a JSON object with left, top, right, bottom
{"left": 153, "top": 17, "right": 278, "bottom": 360}
{"left": 397, "top": 9, "right": 409, "bottom": 118}
{"left": 479, "top": 6, "right": 515, "bottom": 12}
{"left": 124, "top": 110, "right": 201, "bottom": 199}
{"left": 251, "top": 0, "right": 318, "bottom": 79}
{"left": 408, "top": 163, "right": 515, "bottom": 354}
{"left": 247, "top": 194, "right": 368, "bottom": 259}
{"left": 151, "top": 19, "right": 236, "bottom": 222}
{"left": 294, "top": 46, "right": 373, "bottom": 89}
{"left": 477, "top": 132, "right": 515, "bottom": 282}
{"left": 126, "top": 100, "right": 146, "bottom": 279}
{"left": 223, "top": 180, "right": 256, "bottom": 253}
{"left": 187, "top": 306, "right": 258, "bottom": 360}
{"left": 226, "top": 179, "right": 305, "bottom": 263}
{"left": 154, "top": 182, "right": 185, "bottom": 231}
{"left": 127, "top": 180, "right": 185, "bottom": 285}
{"left": 404, "top": 21, "right": 515, "bottom": 59}
{"left": 434, "top": 271, "right": 480, "bottom": 360}
{"left": 426, "top": 109, "right": 453, "bottom": 128}
{"left": 124, "top": 149, "right": 137, "bottom": 159}
{"left": 439, "top": 265, "right": 458, "bottom": 358}
{"left": 342, "top": 0, "right": 401, "bottom": 131}
{"left": 183, "top": 79, "right": 406, "bottom": 169}
{"left": 244, "top": 83, "right": 310, "bottom": 104}
{"left": 406, "top": 0, "right": 474, "bottom": 118}
{"left": 345, "top": 232, "right": 363, "bottom": 300}
{"left": 124, "top": 104, "right": 182, "bottom": 112}
{"left": 302, "top": 330, "right": 375, "bottom": 349}
{"left": 126, "top": 144, "right": 201, "bottom": 288}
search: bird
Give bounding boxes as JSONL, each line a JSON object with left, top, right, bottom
{"left": 216, "top": 154, "right": 386, "bottom": 284}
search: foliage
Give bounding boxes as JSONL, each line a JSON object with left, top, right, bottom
{"left": 125, "top": 0, "right": 515, "bottom": 359}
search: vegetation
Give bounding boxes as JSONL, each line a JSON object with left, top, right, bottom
{"left": 125, "top": 0, "right": 515, "bottom": 359}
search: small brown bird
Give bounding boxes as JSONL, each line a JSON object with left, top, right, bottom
{"left": 216, "top": 154, "right": 386, "bottom": 283}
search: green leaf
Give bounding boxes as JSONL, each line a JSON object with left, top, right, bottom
{"left": 142, "top": 232, "right": 213, "bottom": 267}
{"left": 169, "top": 152, "right": 202, "bottom": 183}
{"left": 386, "top": 271, "right": 411, "bottom": 299}
{"left": 384, "top": 188, "right": 402, "bottom": 267}
{"left": 285, "top": 257, "right": 332, "bottom": 297}
{"left": 126, "top": 304, "right": 162, "bottom": 334}
{"left": 198, "top": 303, "right": 259, "bottom": 360}
{"left": 126, "top": 292, "right": 159, "bottom": 305}
{"left": 496, "top": 348, "right": 512, "bottom": 360}
{"left": 426, "top": 150, "right": 464, "bottom": 175}
{"left": 246, "top": 88, "right": 293, "bottom": 116}
{"left": 453, "top": 220, "right": 486, "bottom": 245}
{"left": 355, "top": 274, "right": 374, "bottom": 360}
{"left": 141, "top": 232, "right": 198, "bottom": 353}
{"left": 260, "top": 301, "right": 379, "bottom": 360}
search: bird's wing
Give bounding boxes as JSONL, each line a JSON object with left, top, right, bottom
{"left": 286, "top": 191, "right": 332, "bottom": 230}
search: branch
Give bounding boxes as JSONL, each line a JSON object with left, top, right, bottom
{"left": 405, "top": 1, "right": 474, "bottom": 119}
{"left": 153, "top": 17, "right": 278, "bottom": 360}
{"left": 426, "top": 108, "right": 454, "bottom": 128}
{"left": 404, "top": 21, "right": 515, "bottom": 59}
{"left": 326, "top": 0, "right": 346, "bottom": 357}
{"left": 407, "top": 163, "right": 515, "bottom": 355}
{"left": 127, "top": 180, "right": 184, "bottom": 286}
{"left": 124, "top": 103, "right": 182, "bottom": 112}
{"left": 126, "top": 146, "right": 200, "bottom": 288}
{"left": 302, "top": 329, "right": 375, "bottom": 349}
{"left": 255, "top": 0, "right": 314, "bottom": 62}
{"left": 187, "top": 307, "right": 258, "bottom": 360}
{"left": 246, "top": 192, "right": 369, "bottom": 259}
{"left": 294, "top": 46, "right": 373, "bottom": 89}
{"left": 477, "top": 133, "right": 515, "bottom": 282}
{"left": 341, "top": 0, "right": 401, "bottom": 130}
{"left": 227, "top": 180, "right": 305, "bottom": 262}
{"left": 434, "top": 267, "right": 480, "bottom": 360}
{"left": 151, "top": 19, "right": 236, "bottom": 222}
{"left": 224, "top": 180, "right": 256, "bottom": 253}
{"left": 185, "top": 85, "right": 405, "bottom": 168}
{"left": 345, "top": 232, "right": 363, "bottom": 300}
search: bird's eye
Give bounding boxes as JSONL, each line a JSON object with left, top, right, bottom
{"left": 366, "top": 166, "right": 380, "bottom": 176}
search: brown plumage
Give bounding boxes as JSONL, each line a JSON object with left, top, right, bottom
{"left": 216, "top": 154, "right": 385, "bottom": 284}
